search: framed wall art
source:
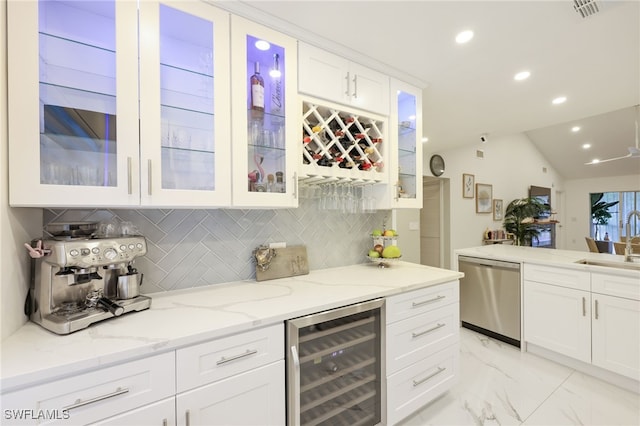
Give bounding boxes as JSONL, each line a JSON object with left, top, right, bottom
{"left": 462, "top": 173, "right": 474, "bottom": 198}
{"left": 476, "top": 183, "right": 492, "bottom": 213}
{"left": 493, "top": 199, "right": 503, "bottom": 221}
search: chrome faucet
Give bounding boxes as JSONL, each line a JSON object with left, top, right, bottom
{"left": 625, "top": 210, "right": 640, "bottom": 262}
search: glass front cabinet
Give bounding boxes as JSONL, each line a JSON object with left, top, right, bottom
{"left": 230, "top": 15, "right": 299, "bottom": 208}
{"left": 8, "top": 0, "right": 141, "bottom": 207}
{"left": 8, "top": 0, "right": 298, "bottom": 208}
{"left": 138, "top": 0, "right": 231, "bottom": 207}
{"left": 386, "top": 79, "right": 423, "bottom": 209}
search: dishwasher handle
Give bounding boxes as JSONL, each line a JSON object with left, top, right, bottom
{"left": 458, "top": 255, "right": 520, "bottom": 270}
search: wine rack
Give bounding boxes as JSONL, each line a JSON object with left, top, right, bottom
{"left": 301, "top": 102, "right": 387, "bottom": 183}
{"left": 287, "top": 300, "right": 383, "bottom": 426}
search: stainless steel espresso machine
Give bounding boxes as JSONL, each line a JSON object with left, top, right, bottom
{"left": 25, "top": 223, "right": 151, "bottom": 334}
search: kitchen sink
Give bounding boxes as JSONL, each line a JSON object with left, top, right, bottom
{"left": 575, "top": 259, "right": 640, "bottom": 271}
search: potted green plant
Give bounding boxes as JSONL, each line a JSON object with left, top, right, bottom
{"left": 503, "top": 197, "right": 547, "bottom": 246}
{"left": 590, "top": 193, "right": 619, "bottom": 240}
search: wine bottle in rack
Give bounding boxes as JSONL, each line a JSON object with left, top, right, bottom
{"left": 250, "top": 62, "right": 265, "bottom": 114}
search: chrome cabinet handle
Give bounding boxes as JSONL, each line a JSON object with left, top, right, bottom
{"left": 413, "top": 367, "right": 446, "bottom": 387}
{"left": 594, "top": 299, "right": 599, "bottom": 320}
{"left": 412, "top": 295, "right": 445, "bottom": 308}
{"left": 412, "top": 323, "right": 445, "bottom": 339}
{"left": 147, "top": 159, "right": 152, "bottom": 195}
{"left": 63, "top": 387, "right": 129, "bottom": 411}
{"left": 185, "top": 409, "right": 190, "bottom": 426}
{"left": 352, "top": 74, "right": 358, "bottom": 98}
{"left": 293, "top": 172, "right": 298, "bottom": 199}
{"left": 582, "top": 297, "right": 586, "bottom": 316}
{"left": 216, "top": 348, "right": 258, "bottom": 365}
{"left": 344, "top": 72, "right": 350, "bottom": 96}
{"left": 162, "top": 419, "right": 168, "bottom": 426}
{"left": 127, "top": 157, "right": 132, "bottom": 195}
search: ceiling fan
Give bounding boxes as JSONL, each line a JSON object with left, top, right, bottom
{"left": 585, "top": 105, "right": 640, "bottom": 165}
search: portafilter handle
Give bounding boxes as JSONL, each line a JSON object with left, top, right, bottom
{"left": 97, "top": 298, "right": 124, "bottom": 317}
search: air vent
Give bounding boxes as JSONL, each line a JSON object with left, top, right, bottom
{"left": 573, "top": 0, "right": 601, "bottom": 18}
{"left": 476, "top": 149, "right": 484, "bottom": 159}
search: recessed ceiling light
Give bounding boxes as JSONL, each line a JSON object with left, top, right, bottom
{"left": 255, "top": 40, "right": 271, "bottom": 51}
{"left": 572, "top": 126, "right": 581, "bottom": 132}
{"left": 422, "top": 137, "right": 429, "bottom": 143}
{"left": 582, "top": 143, "right": 591, "bottom": 149}
{"left": 455, "top": 30, "right": 474, "bottom": 44}
{"left": 552, "top": 96, "right": 567, "bottom": 105}
{"left": 591, "top": 159, "right": 600, "bottom": 164}
{"left": 514, "top": 71, "right": 531, "bottom": 81}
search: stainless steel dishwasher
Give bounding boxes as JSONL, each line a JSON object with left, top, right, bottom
{"left": 458, "top": 256, "right": 521, "bottom": 347}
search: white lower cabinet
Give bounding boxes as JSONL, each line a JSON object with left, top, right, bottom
{"left": 523, "top": 264, "right": 640, "bottom": 381}
{"left": 176, "top": 361, "right": 284, "bottom": 426}
{"left": 591, "top": 293, "right": 640, "bottom": 380}
{"left": 385, "top": 281, "right": 460, "bottom": 425}
{"left": 524, "top": 280, "right": 591, "bottom": 363}
{"left": 91, "top": 397, "right": 176, "bottom": 426}
{"left": 1, "top": 352, "right": 176, "bottom": 425}
{"left": 175, "top": 323, "right": 285, "bottom": 426}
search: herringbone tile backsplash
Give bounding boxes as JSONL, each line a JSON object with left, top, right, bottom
{"left": 43, "top": 201, "right": 388, "bottom": 294}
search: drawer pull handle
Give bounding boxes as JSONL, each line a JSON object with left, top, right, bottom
{"left": 412, "top": 323, "right": 446, "bottom": 339}
{"left": 63, "top": 387, "right": 129, "bottom": 411}
{"left": 582, "top": 297, "right": 586, "bottom": 317}
{"left": 594, "top": 299, "right": 599, "bottom": 320}
{"left": 412, "top": 367, "right": 446, "bottom": 387}
{"left": 216, "top": 348, "right": 258, "bottom": 365}
{"left": 412, "top": 295, "right": 445, "bottom": 308}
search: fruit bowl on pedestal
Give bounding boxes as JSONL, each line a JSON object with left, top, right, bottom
{"left": 366, "top": 254, "right": 402, "bottom": 268}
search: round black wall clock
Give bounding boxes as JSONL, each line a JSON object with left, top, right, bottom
{"left": 429, "top": 154, "right": 445, "bottom": 176}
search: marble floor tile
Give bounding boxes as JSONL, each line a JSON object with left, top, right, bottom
{"left": 399, "top": 328, "right": 640, "bottom": 426}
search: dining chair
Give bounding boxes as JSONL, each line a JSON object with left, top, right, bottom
{"left": 585, "top": 237, "right": 599, "bottom": 253}
{"left": 613, "top": 242, "right": 640, "bottom": 255}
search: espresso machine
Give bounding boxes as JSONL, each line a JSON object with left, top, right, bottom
{"left": 25, "top": 224, "right": 151, "bottom": 335}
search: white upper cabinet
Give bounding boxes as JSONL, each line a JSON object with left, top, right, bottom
{"left": 298, "top": 42, "right": 389, "bottom": 116}
{"left": 8, "top": 0, "right": 140, "bottom": 207}
{"left": 230, "top": 15, "right": 300, "bottom": 208}
{"left": 383, "top": 79, "right": 423, "bottom": 209}
{"left": 138, "top": 1, "right": 232, "bottom": 207}
{"left": 8, "top": 0, "right": 232, "bottom": 208}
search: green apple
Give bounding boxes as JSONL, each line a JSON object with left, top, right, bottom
{"left": 368, "top": 250, "right": 380, "bottom": 258}
{"left": 372, "top": 229, "right": 383, "bottom": 236}
{"left": 382, "top": 245, "right": 401, "bottom": 258}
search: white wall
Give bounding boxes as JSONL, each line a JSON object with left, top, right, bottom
{"left": 392, "top": 209, "right": 420, "bottom": 263}
{"left": 563, "top": 174, "right": 640, "bottom": 252}
{"left": 1, "top": 0, "right": 42, "bottom": 340}
{"left": 426, "top": 133, "right": 564, "bottom": 266}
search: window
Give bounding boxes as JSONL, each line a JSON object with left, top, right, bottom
{"left": 590, "top": 191, "right": 640, "bottom": 241}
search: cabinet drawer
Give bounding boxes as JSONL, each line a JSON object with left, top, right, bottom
{"left": 1, "top": 352, "right": 175, "bottom": 425}
{"left": 386, "top": 344, "right": 459, "bottom": 426}
{"left": 591, "top": 272, "right": 640, "bottom": 301}
{"left": 386, "top": 303, "right": 459, "bottom": 375}
{"left": 523, "top": 263, "right": 590, "bottom": 290}
{"left": 176, "top": 323, "right": 284, "bottom": 393}
{"left": 386, "top": 281, "right": 458, "bottom": 324}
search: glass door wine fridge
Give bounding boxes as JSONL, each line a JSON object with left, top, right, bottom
{"left": 286, "top": 298, "right": 384, "bottom": 426}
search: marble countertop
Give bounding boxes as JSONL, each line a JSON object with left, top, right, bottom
{"left": 455, "top": 245, "right": 640, "bottom": 277}
{"left": 1, "top": 261, "right": 462, "bottom": 393}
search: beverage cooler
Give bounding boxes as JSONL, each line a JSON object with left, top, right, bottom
{"left": 286, "top": 298, "right": 384, "bottom": 426}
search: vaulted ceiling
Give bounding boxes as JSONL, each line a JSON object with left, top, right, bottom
{"left": 242, "top": 0, "right": 640, "bottom": 180}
